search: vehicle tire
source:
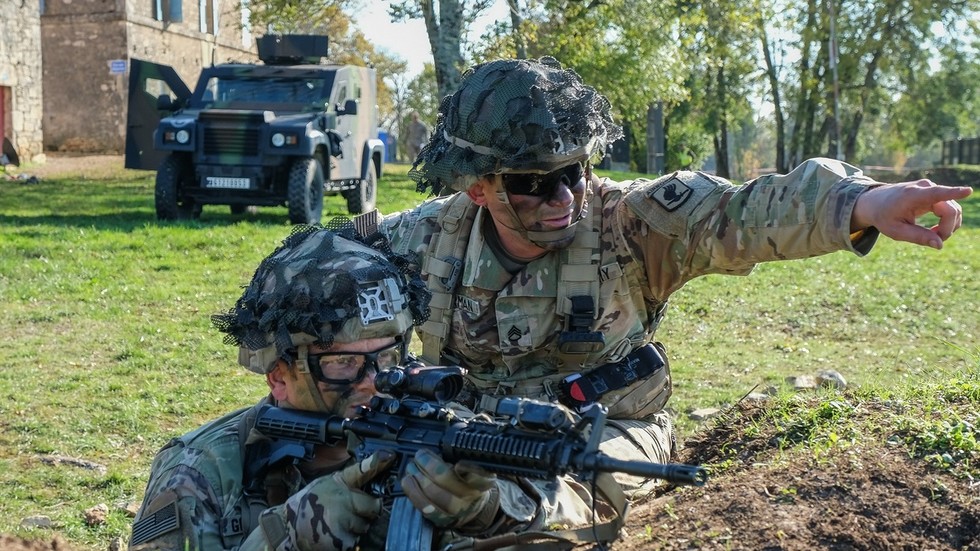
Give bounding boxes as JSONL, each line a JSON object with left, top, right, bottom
{"left": 155, "top": 154, "right": 199, "bottom": 220}
{"left": 287, "top": 157, "right": 324, "bottom": 224}
{"left": 345, "top": 162, "right": 377, "bottom": 214}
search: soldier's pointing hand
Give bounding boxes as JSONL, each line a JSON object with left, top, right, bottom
{"left": 852, "top": 180, "right": 973, "bottom": 249}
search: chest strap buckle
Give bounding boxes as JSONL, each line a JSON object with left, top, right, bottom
{"left": 558, "top": 295, "right": 604, "bottom": 354}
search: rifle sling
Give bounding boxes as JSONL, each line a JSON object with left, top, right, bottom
{"left": 444, "top": 471, "right": 628, "bottom": 551}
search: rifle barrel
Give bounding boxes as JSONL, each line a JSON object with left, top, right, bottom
{"left": 591, "top": 454, "right": 708, "bottom": 486}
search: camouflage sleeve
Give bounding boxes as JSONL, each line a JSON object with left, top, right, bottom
{"left": 129, "top": 465, "right": 227, "bottom": 551}
{"left": 379, "top": 201, "right": 442, "bottom": 266}
{"left": 620, "top": 157, "right": 880, "bottom": 299}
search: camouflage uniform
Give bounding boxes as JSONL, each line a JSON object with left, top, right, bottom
{"left": 382, "top": 157, "right": 879, "bottom": 491}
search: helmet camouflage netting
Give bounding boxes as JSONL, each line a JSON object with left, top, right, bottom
{"left": 409, "top": 56, "right": 623, "bottom": 194}
{"left": 211, "top": 221, "right": 431, "bottom": 374}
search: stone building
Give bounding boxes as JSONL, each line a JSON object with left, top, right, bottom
{"left": 0, "top": 0, "right": 256, "bottom": 162}
{"left": 0, "top": 1, "right": 45, "bottom": 164}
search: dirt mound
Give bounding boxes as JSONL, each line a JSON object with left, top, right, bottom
{"left": 0, "top": 535, "right": 77, "bottom": 551}
{"left": 614, "top": 401, "right": 980, "bottom": 550}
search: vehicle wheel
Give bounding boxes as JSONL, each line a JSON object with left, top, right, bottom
{"left": 155, "top": 154, "right": 199, "bottom": 220}
{"left": 345, "top": 163, "right": 377, "bottom": 214}
{"left": 287, "top": 158, "right": 324, "bottom": 224}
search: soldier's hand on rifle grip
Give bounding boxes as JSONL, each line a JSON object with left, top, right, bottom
{"left": 253, "top": 450, "right": 395, "bottom": 551}
{"left": 401, "top": 448, "right": 500, "bottom": 533}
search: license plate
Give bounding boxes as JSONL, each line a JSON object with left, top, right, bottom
{"left": 205, "top": 177, "right": 251, "bottom": 189}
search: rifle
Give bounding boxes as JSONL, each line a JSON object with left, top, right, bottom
{"left": 254, "top": 364, "right": 707, "bottom": 550}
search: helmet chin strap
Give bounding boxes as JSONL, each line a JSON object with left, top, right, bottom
{"left": 492, "top": 175, "right": 590, "bottom": 251}
{"left": 290, "top": 345, "right": 333, "bottom": 413}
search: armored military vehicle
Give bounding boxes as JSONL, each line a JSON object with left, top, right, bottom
{"left": 125, "top": 34, "right": 384, "bottom": 223}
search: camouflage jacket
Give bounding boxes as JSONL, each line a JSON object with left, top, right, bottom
{"left": 381, "top": 158, "right": 879, "bottom": 418}
{"left": 129, "top": 398, "right": 278, "bottom": 550}
{"left": 129, "top": 397, "right": 625, "bottom": 550}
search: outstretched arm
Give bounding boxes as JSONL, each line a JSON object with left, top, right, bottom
{"left": 851, "top": 180, "right": 973, "bottom": 249}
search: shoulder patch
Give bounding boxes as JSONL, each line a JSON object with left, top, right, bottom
{"left": 130, "top": 492, "right": 180, "bottom": 546}
{"left": 623, "top": 172, "right": 720, "bottom": 239}
{"left": 648, "top": 176, "right": 694, "bottom": 211}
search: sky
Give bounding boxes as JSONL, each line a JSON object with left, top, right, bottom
{"left": 354, "top": 0, "right": 510, "bottom": 77}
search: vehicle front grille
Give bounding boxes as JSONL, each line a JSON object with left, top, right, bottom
{"left": 200, "top": 111, "right": 264, "bottom": 156}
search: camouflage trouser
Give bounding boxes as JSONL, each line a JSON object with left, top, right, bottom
{"left": 599, "top": 413, "right": 675, "bottom": 498}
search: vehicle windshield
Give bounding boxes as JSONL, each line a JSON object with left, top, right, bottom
{"left": 191, "top": 75, "right": 333, "bottom": 109}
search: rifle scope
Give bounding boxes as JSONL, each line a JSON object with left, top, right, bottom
{"left": 374, "top": 364, "right": 466, "bottom": 402}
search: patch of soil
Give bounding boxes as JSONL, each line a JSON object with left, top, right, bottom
{"left": 3, "top": 153, "right": 132, "bottom": 181}
{"left": 615, "top": 402, "right": 980, "bottom": 551}
{"left": 0, "top": 535, "right": 73, "bottom": 551}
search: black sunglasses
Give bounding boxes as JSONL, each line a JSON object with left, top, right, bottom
{"left": 500, "top": 162, "right": 586, "bottom": 197}
{"left": 303, "top": 340, "right": 403, "bottom": 385}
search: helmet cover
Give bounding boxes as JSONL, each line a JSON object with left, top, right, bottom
{"left": 409, "top": 56, "right": 623, "bottom": 194}
{"left": 212, "top": 223, "right": 431, "bottom": 374}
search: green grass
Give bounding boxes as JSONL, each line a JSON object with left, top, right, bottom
{"left": 0, "top": 162, "right": 977, "bottom": 549}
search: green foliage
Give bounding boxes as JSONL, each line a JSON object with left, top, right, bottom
{"left": 894, "top": 350, "right": 979, "bottom": 478}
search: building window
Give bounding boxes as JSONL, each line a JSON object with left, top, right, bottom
{"left": 154, "top": 0, "right": 183, "bottom": 23}
{"left": 200, "top": 0, "right": 215, "bottom": 34}
{"left": 241, "top": 0, "right": 252, "bottom": 48}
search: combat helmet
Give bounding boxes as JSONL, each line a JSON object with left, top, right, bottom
{"left": 211, "top": 224, "right": 430, "bottom": 410}
{"left": 409, "top": 57, "right": 623, "bottom": 248}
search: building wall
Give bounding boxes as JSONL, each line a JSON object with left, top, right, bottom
{"left": 0, "top": 0, "right": 45, "bottom": 163}
{"left": 40, "top": 0, "right": 255, "bottom": 153}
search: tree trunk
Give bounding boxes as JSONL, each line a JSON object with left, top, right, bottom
{"left": 507, "top": 0, "right": 526, "bottom": 59}
{"left": 759, "top": 24, "right": 787, "bottom": 173}
{"left": 790, "top": 0, "right": 819, "bottom": 167}
{"left": 713, "top": 64, "right": 731, "bottom": 178}
{"left": 421, "top": 0, "right": 466, "bottom": 99}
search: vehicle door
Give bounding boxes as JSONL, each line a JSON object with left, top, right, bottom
{"left": 330, "top": 68, "right": 360, "bottom": 180}
{"left": 125, "top": 59, "right": 192, "bottom": 170}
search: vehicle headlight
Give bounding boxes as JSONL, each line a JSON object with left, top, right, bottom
{"left": 175, "top": 129, "right": 190, "bottom": 144}
{"left": 271, "top": 133, "right": 286, "bottom": 147}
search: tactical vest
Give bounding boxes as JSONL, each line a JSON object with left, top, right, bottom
{"left": 413, "top": 183, "right": 670, "bottom": 419}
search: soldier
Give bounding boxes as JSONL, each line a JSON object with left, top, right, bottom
{"left": 405, "top": 111, "right": 430, "bottom": 163}
{"left": 379, "top": 57, "right": 973, "bottom": 492}
{"left": 130, "top": 225, "right": 629, "bottom": 551}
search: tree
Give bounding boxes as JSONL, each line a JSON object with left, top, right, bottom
{"left": 672, "top": 0, "right": 759, "bottom": 178}
{"left": 759, "top": 0, "right": 978, "bottom": 166}
{"left": 389, "top": 0, "right": 496, "bottom": 99}
{"left": 499, "top": 0, "right": 688, "bottom": 172}
{"left": 887, "top": 38, "right": 980, "bottom": 161}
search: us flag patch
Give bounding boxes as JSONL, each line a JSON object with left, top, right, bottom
{"left": 130, "top": 500, "right": 179, "bottom": 546}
